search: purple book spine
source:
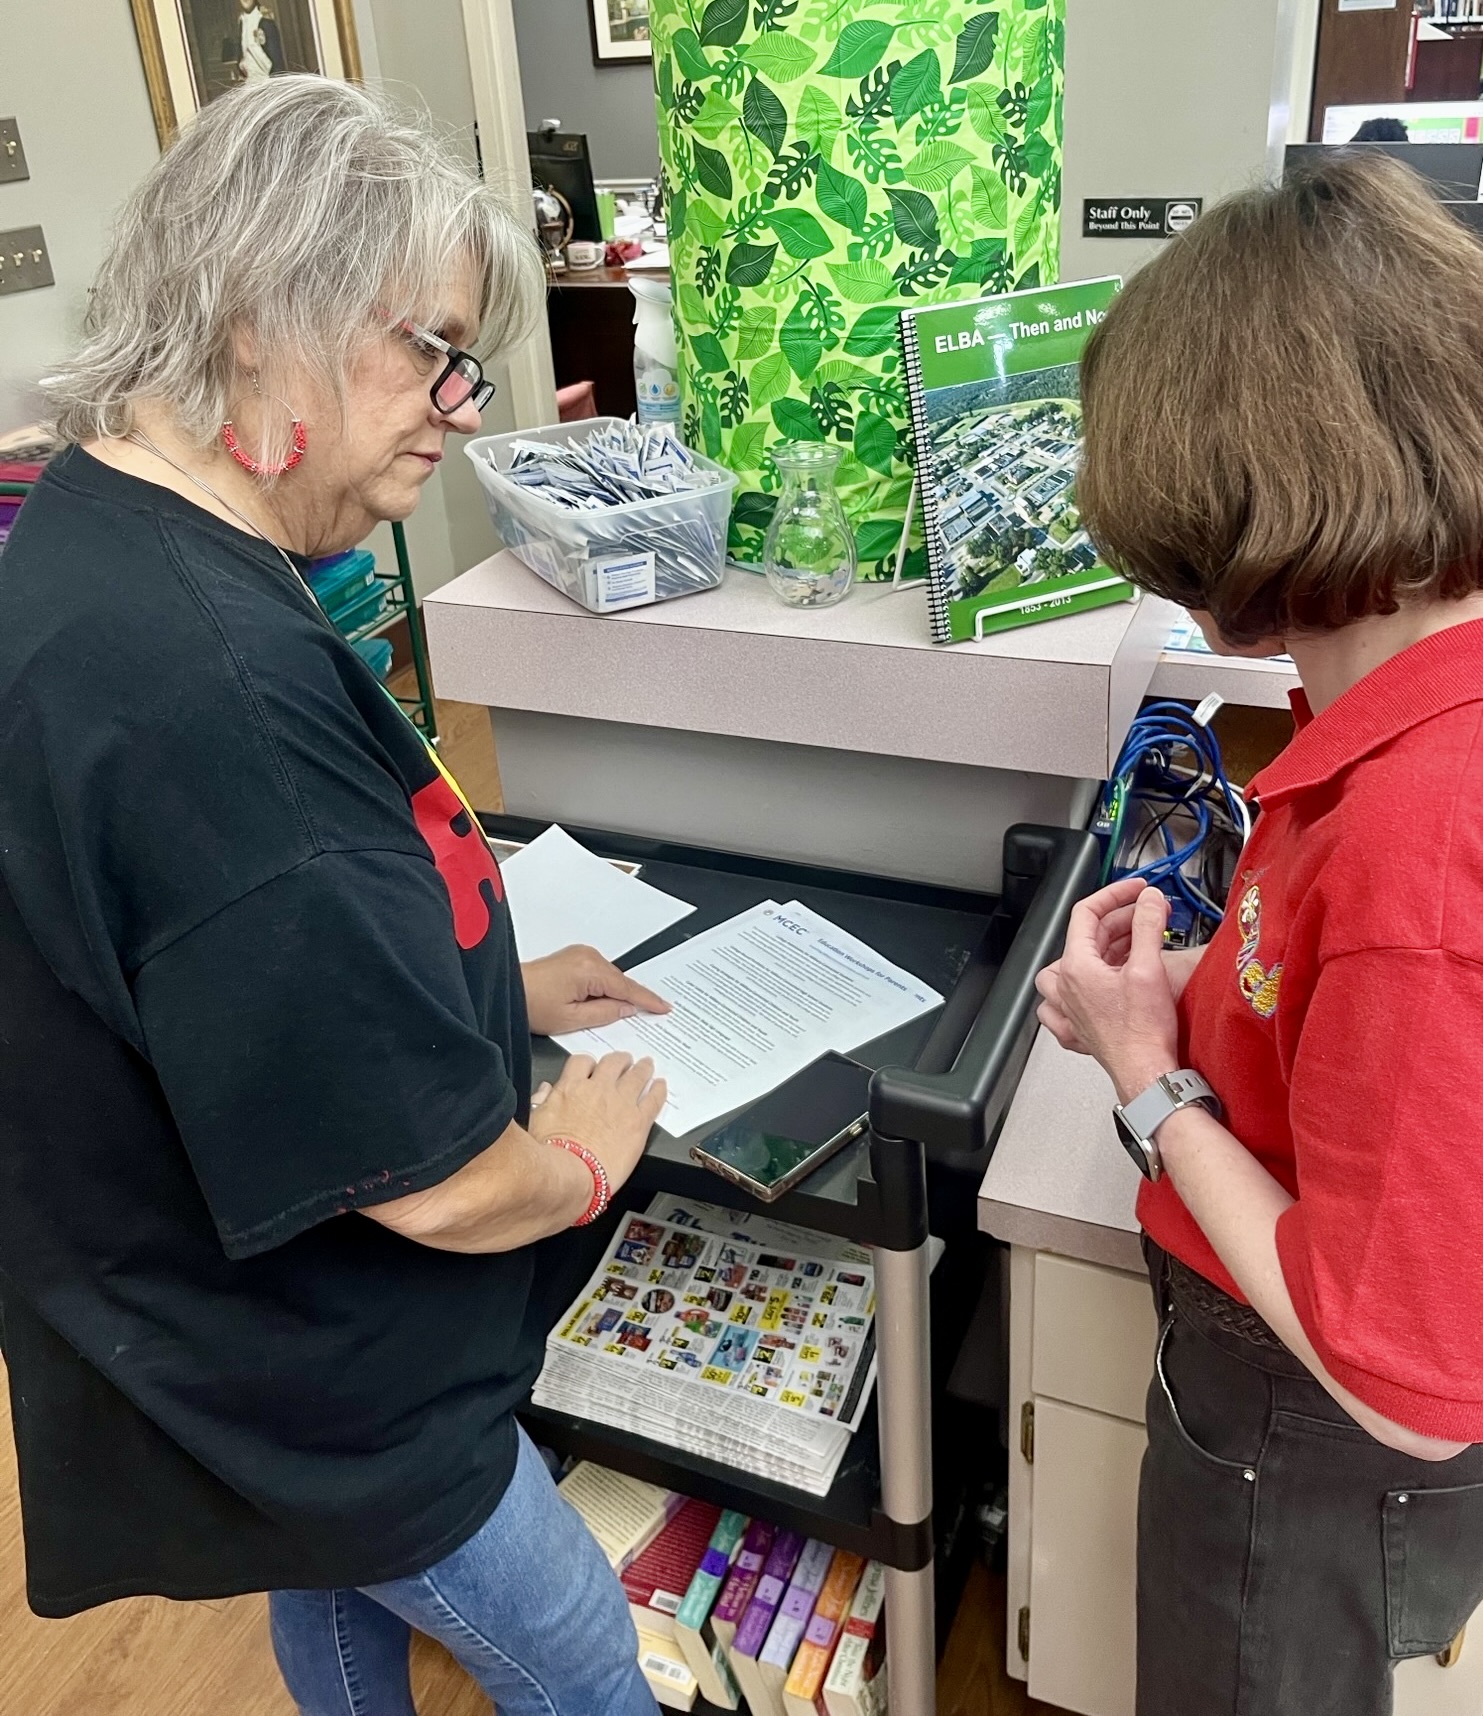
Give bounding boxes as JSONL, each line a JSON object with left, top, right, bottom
{"left": 713, "top": 1520, "right": 777, "bottom": 1626}
{"left": 732, "top": 1529, "right": 806, "bottom": 1659}
{"left": 759, "top": 1539, "right": 834, "bottom": 1669}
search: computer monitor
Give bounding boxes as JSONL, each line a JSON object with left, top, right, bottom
{"left": 527, "top": 129, "right": 603, "bottom": 244}
{"left": 1284, "top": 141, "right": 1483, "bottom": 202}
{"left": 1443, "top": 199, "right": 1483, "bottom": 238}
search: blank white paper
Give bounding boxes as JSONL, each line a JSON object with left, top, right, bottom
{"left": 499, "top": 824, "right": 696, "bottom": 963}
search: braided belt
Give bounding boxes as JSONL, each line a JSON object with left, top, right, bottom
{"left": 1167, "top": 1253, "right": 1284, "bottom": 1350}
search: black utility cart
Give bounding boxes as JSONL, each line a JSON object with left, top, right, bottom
{"left": 494, "top": 816, "right": 1100, "bottom": 1716}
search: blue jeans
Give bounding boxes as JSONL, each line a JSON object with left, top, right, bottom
{"left": 269, "top": 1427, "right": 659, "bottom": 1716}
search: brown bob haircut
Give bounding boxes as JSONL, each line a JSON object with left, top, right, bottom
{"left": 1078, "top": 154, "right": 1483, "bottom": 645}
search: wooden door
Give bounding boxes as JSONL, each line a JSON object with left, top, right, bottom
{"left": 1308, "top": 0, "right": 1414, "bottom": 140}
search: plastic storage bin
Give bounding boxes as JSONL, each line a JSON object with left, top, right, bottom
{"left": 465, "top": 418, "right": 738, "bottom": 614}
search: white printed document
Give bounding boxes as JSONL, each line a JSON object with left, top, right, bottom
{"left": 554, "top": 899, "right": 942, "bottom": 1136}
{"left": 499, "top": 824, "right": 695, "bottom": 963}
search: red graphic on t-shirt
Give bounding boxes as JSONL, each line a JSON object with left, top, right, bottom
{"left": 410, "top": 774, "right": 505, "bottom": 949}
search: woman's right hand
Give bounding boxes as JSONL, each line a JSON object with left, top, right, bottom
{"left": 527, "top": 1051, "right": 667, "bottom": 1192}
{"left": 1036, "top": 900, "right": 1210, "bottom": 1055}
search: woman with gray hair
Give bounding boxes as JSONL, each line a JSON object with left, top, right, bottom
{"left": 0, "top": 75, "right": 669, "bottom": 1715}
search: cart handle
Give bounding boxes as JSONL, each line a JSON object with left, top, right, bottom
{"left": 869, "top": 824, "right": 1101, "bottom": 1164}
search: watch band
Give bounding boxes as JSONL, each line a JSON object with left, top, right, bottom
{"left": 1113, "top": 1070, "right": 1221, "bottom": 1183}
{"left": 548, "top": 1136, "right": 612, "bottom": 1226}
{"left": 1120, "top": 1069, "right": 1221, "bottom": 1143}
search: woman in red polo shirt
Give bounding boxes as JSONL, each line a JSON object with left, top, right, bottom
{"left": 1036, "top": 155, "right": 1483, "bottom": 1715}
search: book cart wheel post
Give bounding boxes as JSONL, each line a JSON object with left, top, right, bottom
{"left": 869, "top": 825, "right": 1103, "bottom": 1716}
{"left": 865, "top": 1124, "right": 937, "bottom": 1716}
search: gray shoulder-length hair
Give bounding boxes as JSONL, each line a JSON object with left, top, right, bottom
{"left": 44, "top": 75, "right": 546, "bottom": 452}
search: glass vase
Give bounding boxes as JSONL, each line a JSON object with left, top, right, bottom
{"left": 762, "top": 443, "right": 857, "bottom": 609}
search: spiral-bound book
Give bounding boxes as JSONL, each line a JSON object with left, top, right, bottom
{"left": 898, "top": 277, "right": 1133, "bottom": 643}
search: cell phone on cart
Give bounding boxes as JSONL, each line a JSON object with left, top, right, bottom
{"left": 688, "top": 1053, "right": 873, "bottom": 1203}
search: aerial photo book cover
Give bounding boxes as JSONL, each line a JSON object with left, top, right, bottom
{"left": 899, "top": 276, "right": 1133, "bottom": 642}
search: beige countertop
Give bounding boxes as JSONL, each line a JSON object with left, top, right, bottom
{"left": 1150, "top": 648, "right": 1299, "bottom": 708}
{"left": 425, "top": 551, "right": 1178, "bottom": 780}
{"left": 978, "top": 1027, "right": 1145, "bottom": 1271}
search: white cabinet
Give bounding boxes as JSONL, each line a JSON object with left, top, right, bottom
{"left": 1395, "top": 1638, "right": 1483, "bottom": 1715}
{"left": 1005, "top": 1244, "right": 1483, "bottom": 1716}
{"left": 1006, "top": 1248, "right": 1154, "bottom": 1716}
{"left": 1027, "top": 1398, "right": 1145, "bottom": 1715}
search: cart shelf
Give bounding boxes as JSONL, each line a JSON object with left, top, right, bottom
{"left": 487, "top": 814, "right": 1100, "bottom": 1716}
{"left": 518, "top": 1396, "right": 908, "bottom": 1567}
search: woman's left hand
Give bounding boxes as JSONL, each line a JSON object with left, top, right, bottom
{"left": 522, "top": 945, "right": 671, "bottom": 1037}
{"left": 1035, "top": 878, "right": 1181, "bottom": 1103}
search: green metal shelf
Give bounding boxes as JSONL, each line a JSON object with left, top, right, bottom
{"left": 388, "top": 520, "right": 438, "bottom": 742}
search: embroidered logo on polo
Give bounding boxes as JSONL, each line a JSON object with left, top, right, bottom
{"left": 409, "top": 739, "right": 505, "bottom": 951}
{"left": 1235, "top": 882, "right": 1282, "bottom": 1019}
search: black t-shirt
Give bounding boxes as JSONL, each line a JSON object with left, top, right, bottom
{"left": 0, "top": 447, "right": 546, "bottom": 1615}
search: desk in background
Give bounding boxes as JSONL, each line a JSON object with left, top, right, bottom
{"left": 546, "top": 265, "right": 670, "bottom": 421}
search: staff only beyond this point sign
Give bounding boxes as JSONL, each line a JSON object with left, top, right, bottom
{"left": 1083, "top": 197, "right": 1202, "bottom": 239}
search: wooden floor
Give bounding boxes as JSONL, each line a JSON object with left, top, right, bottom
{"left": 0, "top": 1359, "right": 1062, "bottom": 1715}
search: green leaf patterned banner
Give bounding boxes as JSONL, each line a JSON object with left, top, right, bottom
{"left": 651, "top": 0, "right": 1065, "bottom": 575}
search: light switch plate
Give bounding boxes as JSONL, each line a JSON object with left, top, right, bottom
{"left": 0, "top": 120, "right": 28, "bottom": 184}
{"left": 0, "top": 228, "right": 54, "bottom": 295}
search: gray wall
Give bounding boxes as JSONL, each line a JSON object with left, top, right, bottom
{"left": 0, "top": 1, "right": 162, "bottom": 434}
{"left": 512, "top": 0, "right": 660, "bottom": 182}
{"left": 358, "top": 0, "right": 524, "bottom": 593}
{"left": 1059, "top": 0, "right": 1298, "bottom": 285}
{"left": 0, "top": 0, "right": 516, "bottom": 594}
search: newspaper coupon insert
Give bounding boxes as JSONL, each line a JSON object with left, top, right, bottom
{"left": 554, "top": 900, "right": 942, "bottom": 1136}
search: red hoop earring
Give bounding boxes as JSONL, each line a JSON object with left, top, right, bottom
{"left": 222, "top": 416, "right": 306, "bottom": 477}
{"left": 223, "top": 374, "right": 306, "bottom": 476}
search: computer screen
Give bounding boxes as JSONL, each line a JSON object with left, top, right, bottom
{"left": 1284, "top": 142, "right": 1483, "bottom": 202}
{"left": 527, "top": 131, "right": 603, "bottom": 244}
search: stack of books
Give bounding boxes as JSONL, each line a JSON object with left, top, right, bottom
{"left": 352, "top": 637, "right": 395, "bottom": 681}
{"left": 0, "top": 428, "right": 53, "bottom": 552}
{"left": 0, "top": 484, "right": 28, "bottom": 551}
{"left": 558, "top": 1459, "right": 889, "bottom": 1715}
{"left": 557, "top": 1461, "right": 702, "bottom": 1711}
{"left": 305, "top": 547, "right": 387, "bottom": 636}
{"left": 534, "top": 1203, "right": 878, "bottom": 1496}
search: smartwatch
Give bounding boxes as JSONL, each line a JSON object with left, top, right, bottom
{"left": 1112, "top": 1070, "right": 1221, "bottom": 1182}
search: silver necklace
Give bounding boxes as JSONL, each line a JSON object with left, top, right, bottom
{"left": 125, "top": 430, "right": 322, "bottom": 610}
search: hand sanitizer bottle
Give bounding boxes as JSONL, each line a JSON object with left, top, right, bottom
{"left": 629, "top": 277, "right": 682, "bottom": 427}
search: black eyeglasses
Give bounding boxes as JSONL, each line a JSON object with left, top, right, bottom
{"left": 402, "top": 320, "right": 497, "bottom": 415}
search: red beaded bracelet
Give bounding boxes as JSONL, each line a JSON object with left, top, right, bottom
{"left": 548, "top": 1136, "right": 611, "bottom": 1227}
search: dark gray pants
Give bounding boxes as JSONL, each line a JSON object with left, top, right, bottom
{"left": 1138, "top": 1243, "right": 1483, "bottom": 1716}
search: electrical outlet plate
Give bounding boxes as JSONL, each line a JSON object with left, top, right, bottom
{"left": 0, "top": 227, "right": 54, "bottom": 296}
{"left": 0, "top": 119, "right": 28, "bottom": 184}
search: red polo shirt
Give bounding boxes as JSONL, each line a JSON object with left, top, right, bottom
{"left": 1140, "top": 619, "right": 1483, "bottom": 1441}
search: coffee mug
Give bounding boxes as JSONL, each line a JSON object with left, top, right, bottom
{"left": 565, "top": 240, "right": 604, "bottom": 270}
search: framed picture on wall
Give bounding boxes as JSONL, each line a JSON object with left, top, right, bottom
{"left": 129, "top": 0, "right": 363, "bottom": 146}
{"left": 590, "top": 0, "right": 652, "bottom": 64}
